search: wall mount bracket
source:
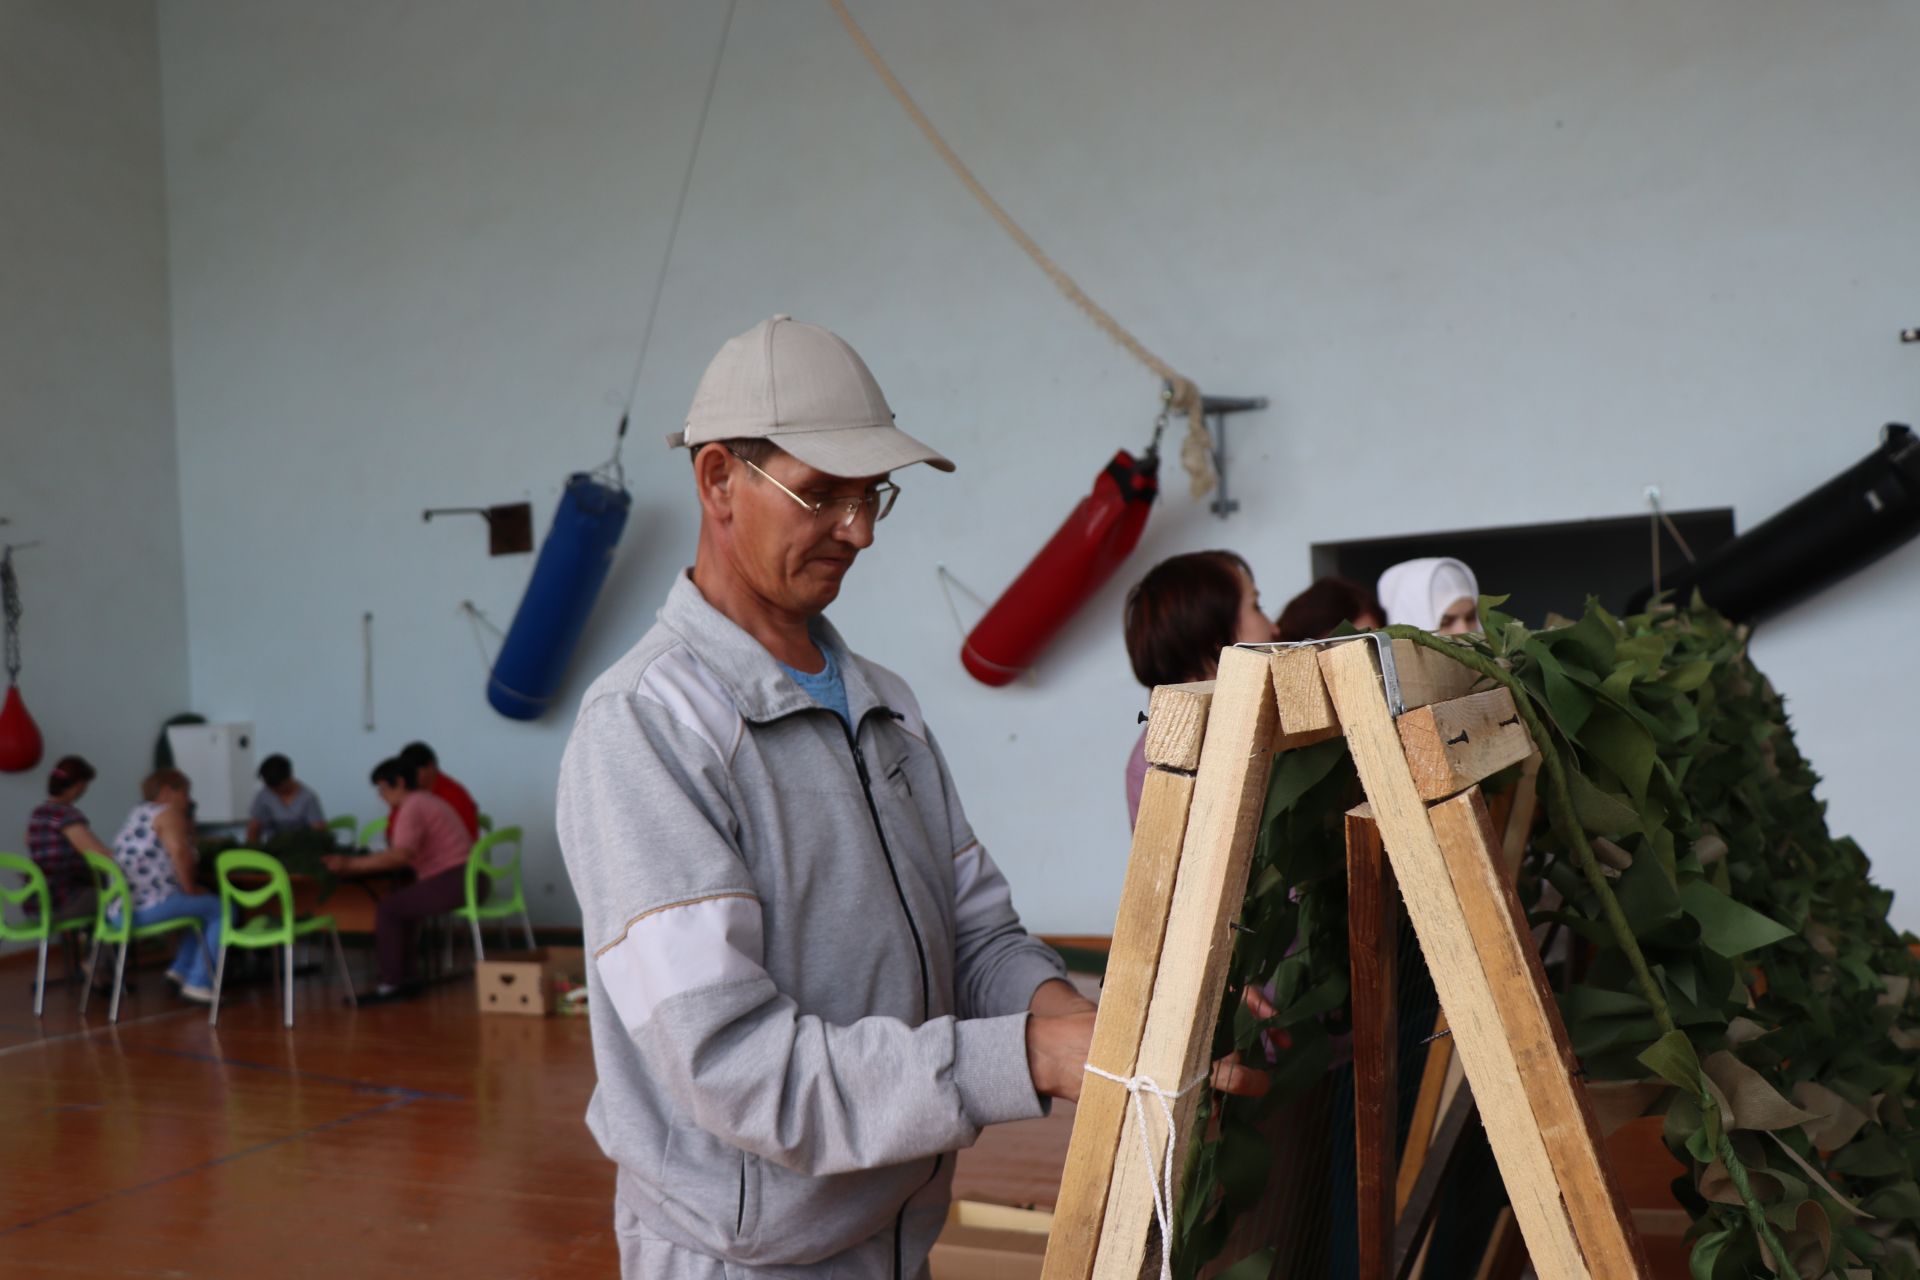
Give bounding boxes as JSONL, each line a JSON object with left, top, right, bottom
{"left": 422, "top": 503, "right": 534, "bottom": 556}
{"left": 1199, "top": 393, "right": 1269, "bottom": 520}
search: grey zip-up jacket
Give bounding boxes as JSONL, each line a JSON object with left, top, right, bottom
{"left": 556, "top": 571, "right": 1067, "bottom": 1275}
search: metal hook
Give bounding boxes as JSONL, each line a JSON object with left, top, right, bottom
{"left": 1145, "top": 386, "right": 1173, "bottom": 459}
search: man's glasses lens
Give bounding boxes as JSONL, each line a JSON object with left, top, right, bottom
{"left": 834, "top": 485, "right": 899, "bottom": 527}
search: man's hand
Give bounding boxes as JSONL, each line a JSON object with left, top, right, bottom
{"left": 322, "top": 854, "right": 350, "bottom": 875}
{"left": 1023, "top": 979, "right": 1275, "bottom": 1103}
{"left": 1026, "top": 1007, "right": 1098, "bottom": 1102}
{"left": 1025, "top": 978, "right": 1098, "bottom": 1101}
{"left": 1029, "top": 977, "right": 1096, "bottom": 1019}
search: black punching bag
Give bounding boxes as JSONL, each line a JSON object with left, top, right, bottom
{"left": 1629, "top": 424, "right": 1920, "bottom": 623}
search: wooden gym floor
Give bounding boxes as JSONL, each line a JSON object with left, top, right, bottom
{"left": 0, "top": 946, "right": 1074, "bottom": 1278}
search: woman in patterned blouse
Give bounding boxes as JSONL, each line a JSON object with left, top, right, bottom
{"left": 110, "top": 769, "right": 223, "bottom": 1003}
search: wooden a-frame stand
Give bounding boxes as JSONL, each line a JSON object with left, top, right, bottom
{"left": 1040, "top": 638, "right": 1649, "bottom": 1280}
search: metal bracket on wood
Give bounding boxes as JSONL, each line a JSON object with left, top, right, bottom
{"left": 1239, "top": 632, "right": 1407, "bottom": 716}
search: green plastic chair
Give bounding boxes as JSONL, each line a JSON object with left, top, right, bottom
{"left": 79, "top": 850, "right": 206, "bottom": 1023}
{"left": 0, "top": 853, "right": 93, "bottom": 1017}
{"left": 211, "top": 849, "right": 356, "bottom": 1028}
{"left": 451, "top": 826, "right": 534, "bottom": 962}
{"left": 356, "top": 816, "right": 387, "bottom": 847}
{"left": 327, "top": 814, "right": 358, "bottom": 848}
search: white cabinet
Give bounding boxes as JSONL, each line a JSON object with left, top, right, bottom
{"left": 165, "top": 722, "right": 256, "bottom": 825}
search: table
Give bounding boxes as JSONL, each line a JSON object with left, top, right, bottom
{"left": 199, "top": 853, "right": 411, "bottom": 934}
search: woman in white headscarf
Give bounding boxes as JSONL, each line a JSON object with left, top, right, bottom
{"left": 1377, "top": 557, "right": 1481, "bottom": 633}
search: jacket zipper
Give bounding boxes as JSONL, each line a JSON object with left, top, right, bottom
{"left": 894, "top": 1153, "right": 943, "bottom": 1280}
{"left": 840, "top": 712, "right": 931, "bottom": 1021}
{"left": 841, "top": 710, "right": 938, "bottom": 1280}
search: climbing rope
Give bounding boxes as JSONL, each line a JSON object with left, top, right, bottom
{"left": 616, "top": 0, "right": 738, "bottom": 426}
{"left": 826, "top": 0, "right": 1215, "bottom": 497}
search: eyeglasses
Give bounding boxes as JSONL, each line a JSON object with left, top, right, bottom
{"left": 730, "top": 451, "right": 900, "bottom": 529}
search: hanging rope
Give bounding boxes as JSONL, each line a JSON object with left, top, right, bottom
{"left": 617, "top": 0, "right": 739, "bottom": 421}
{"left": 936, "top": 565, "right": 1039, "bottom": 687}
{"left": 460, "top": 600, "right": 506, "bottom": 675}
{"left": 1645, "top": 487, "right": 1698, "bottom": 600}
{"left": 825, "top": 0, "right": 1215, "bottom": 497}
{"left": 934, "top": 564, "right": 989, "bottom": 646}
{"left": 2, "top": 548, "right": 22, "bottom": 684}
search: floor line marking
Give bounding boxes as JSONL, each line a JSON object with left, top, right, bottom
{"left": 125, "top": 1043, "right": 467, "bottom": 1102}
{"left": 0, "top": 1096, "right": 417, "bottom": 1237}
{"left": 0, "top": 1006, "right": 201, "bottom": 1059}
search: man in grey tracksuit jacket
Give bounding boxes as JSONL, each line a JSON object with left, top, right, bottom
{"left": 555, "top": 317, "right": 1083, "bottom": 1278}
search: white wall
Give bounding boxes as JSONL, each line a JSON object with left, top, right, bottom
{"left": 157, "top": 0, "right": 1920, "bottom": 932}
{"left": 0, "top": 3, "right": 188, "bottom": 870}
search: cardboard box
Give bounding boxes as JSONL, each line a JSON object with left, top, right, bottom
{"left": 476, "top": 946, "right": 585, "bottom": 1017}
{"left": 928, "top": 1202, "right": 1049, "bottom": 1280}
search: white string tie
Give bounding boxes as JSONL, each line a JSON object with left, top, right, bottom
{"left": 1083, "top": 1063, "right": 1210, "bottom": 1280}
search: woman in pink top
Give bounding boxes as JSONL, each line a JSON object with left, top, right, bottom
{"left": 1120, "top": 551, "right": 1278, "bottom": 826}
{"left": 325, "top": 756, "right": 477, "bottom": 998}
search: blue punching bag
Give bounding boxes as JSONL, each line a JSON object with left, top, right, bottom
{"left": 487, "top": 473, "right": 631, "bottom": 720}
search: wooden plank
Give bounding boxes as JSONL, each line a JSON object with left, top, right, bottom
{"left": 1404, "top": 1053, "right": 1469, "bottom": 1280}
{"left": 1393, "top": 1084, "right": 1478, "bottom": 1279}
{"left": 1318, "top": 639, "right": 1593, "bottom": 1280}
{"left": 1395, "top": 1012, "right": 1452, "bottom": 1215}
{"left": 1090, "top": 646, "right": 1277, "bottom": 1280}
{"left": 957, "top": 1201, "right": 1055, "bottom": 1234}
{"left": 1043, "top": 702, "right": 1209, "bottom": 1280}
{"left": 1272, "top": 638, "right": 1486, "bottom": 739}
{"left": 1271, "top": 649, "right": 1339, "bottom": 745}
{"left": 1428, "top": 790, "right": 1646, "bottom": 1278}
{"left": 1144, "top": 680, "right": 1214, "bottom": 770}
{"left": 1396, "top": 688, "right": 1535, "bottom": 802}
{"left": 1500, "top": 753, "right": 1542, "bottom": 879}
{"left": 1347, "top": 812, "right": 1398, "bottom": 1280}
{"left": 1391, "top": 638, "right": 1488, "bottom": 710}
{"left": 1399, "top": 751, "right": 1532, "bottom": 1215}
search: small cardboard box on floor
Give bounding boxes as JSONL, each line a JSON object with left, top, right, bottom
{"left": 928, "top": 1202, "right": 1047, "bottom": 1280}
{"left": 475, "top": 947, "right": 586, "bottom": 1017}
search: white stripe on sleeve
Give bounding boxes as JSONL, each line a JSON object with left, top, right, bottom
{"left": 952, "top": 841, "right": 1015, "bottom": 929}
{"left": 597, "top": 894, "right": 766, "bottom": 1029}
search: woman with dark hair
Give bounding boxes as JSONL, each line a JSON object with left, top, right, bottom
{"left": 325, "top": 756, "right": 473, "bottom": 1000}
{"left": 1120, "top": 550, "right": 1277, "bottom": 824}
{"left": 26, "top": 755, "right": 112, "bottom": 923}
{"left": 245, "top": 753, "right": 327, "bottom": 847}
{"left": 1275, "top": 576, "right": 1385, "bottom": 642}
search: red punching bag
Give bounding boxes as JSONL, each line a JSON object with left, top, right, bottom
{"left": 0, "top": 549, "right": 41, "bottom": 773}
{"left": 961, "top": 449, "right": 1159, "bottom": 685}
{"left": 0, "top": 685, "right": 41, "bottom": 773}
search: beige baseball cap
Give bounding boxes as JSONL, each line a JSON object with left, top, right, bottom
{"left": 668, "top": 315, "right": 955, "bottom": 477}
